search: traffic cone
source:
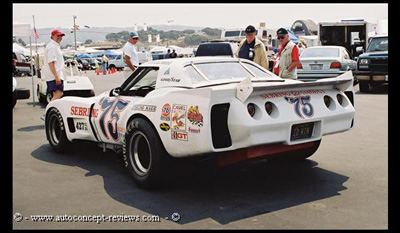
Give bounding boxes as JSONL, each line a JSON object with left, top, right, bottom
{"left": 96, "top": 69, "right": 99, "bottom": 75}
{"left": 108, "top": 69, "right": 111, "bottom": 74}
{"left": 112, "top": 67, "right": 115, "bottom": 73}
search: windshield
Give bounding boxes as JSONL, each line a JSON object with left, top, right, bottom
{"left": 184, "top": 61, "right": 273, "bottom": 83}
{"left": 366, "top": 37, "right": 388, "bottom": 52}
{"left": 301, "top": 48, "right": 340, "bottom": 58}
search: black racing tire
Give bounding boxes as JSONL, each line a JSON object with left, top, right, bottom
{"left": 45, "top": 108, "right": 71, "bottom": 153}
{"left": 123, "top": 118, "right": 172, "bottom": 189}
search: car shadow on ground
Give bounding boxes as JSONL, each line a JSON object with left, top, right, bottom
{"left": 31, "top": 142, "right": 349, "bottom": 225}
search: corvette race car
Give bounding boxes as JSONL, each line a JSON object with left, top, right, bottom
{"left": 45, "top": 57, "right": 355, "bottom": 188}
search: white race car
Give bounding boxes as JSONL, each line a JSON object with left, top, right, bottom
{"left": 44, "top": 57, "right": 355, "bottom": 188}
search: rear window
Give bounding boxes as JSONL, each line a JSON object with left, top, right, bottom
{"left": 195, "top": 43, "right": 234, "bottom": 57}
{"left": 301, "top": 48, "right": 340, "bottom": 58}
{"left": 224, "top": 31, "right": 240, "bottom": 37}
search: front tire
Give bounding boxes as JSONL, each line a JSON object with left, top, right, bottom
{"left": 124, "top": 118, "right": 172, "bottom": 189}
{"left": 45, "top": 108, "right": 71, "bottom": 153}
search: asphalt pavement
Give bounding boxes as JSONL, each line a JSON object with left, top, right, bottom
{"left": 12, "top": 70, "right": 388, "bottom": 229}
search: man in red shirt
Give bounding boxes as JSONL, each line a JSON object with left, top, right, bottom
{"left": 273, "top": 28, "right": 300, "bottom": 79}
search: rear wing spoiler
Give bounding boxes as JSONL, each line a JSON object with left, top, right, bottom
{"left": 236, "top": 71, "right": 354, "bottom": 102}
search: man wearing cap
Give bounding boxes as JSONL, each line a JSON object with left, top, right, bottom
{"left": 235, "top": 25, "right": 269, "bottom": 70}
{"left": 42, "top": 29, "right": 66, "bottom": 102}
{"left": 123, "top": 31, "right": 140, "bottom": 78}
{"left": 273, "top": 28, "right": 300, "bottom": 79}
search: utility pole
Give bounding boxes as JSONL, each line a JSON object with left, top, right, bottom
{"left": 73, "top": 15, "right": 77, "bottom": 51}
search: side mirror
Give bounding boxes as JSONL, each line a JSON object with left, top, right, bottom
{"left": 111, "top": 87, "right": 121, "bottom": 97}
{"left": 356, "top": 47, "right": 364, "bottom": 54}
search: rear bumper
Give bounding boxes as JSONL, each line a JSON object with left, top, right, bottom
{"left": 215, "top": 141, "right": 316, "bottom": 167}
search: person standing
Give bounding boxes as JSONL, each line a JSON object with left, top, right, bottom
{"left": 235, "top": 25, "right": 269, "bottom": 70}
{"left": 273, "top": 28, "right": 300, "bottom": 79}
{"left": 101, "top": 53, "right": 109, "bottom": 74}
{"left": 123, "top": 31, "right": 139, "bottom": 79}
{"left": 169, "top": 49, "right": 177, "bottom": 58}
{"left": 42, "top": 29, "right": 66, "bottom": 102}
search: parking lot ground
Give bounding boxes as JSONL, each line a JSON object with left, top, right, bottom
{"left": 12, "top": 72, "right": 388, "bottom": 229}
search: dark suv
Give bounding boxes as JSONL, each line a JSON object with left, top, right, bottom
{"left": 195, "top": 41, "right": 238, "bottom": 57}
{"left": 355, "top": 35, "right": 388, "bottom": 92}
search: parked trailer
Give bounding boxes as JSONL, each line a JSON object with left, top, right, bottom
{"left": 318, "top": 20, "right": 377, "bottom": 57}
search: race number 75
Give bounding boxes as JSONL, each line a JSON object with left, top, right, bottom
{"left": 285, "top": 96, "right": 314, "bottom": 118}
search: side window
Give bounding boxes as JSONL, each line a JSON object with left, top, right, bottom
{"left": 132, "top": 69, "right": 158, "bottom": 89}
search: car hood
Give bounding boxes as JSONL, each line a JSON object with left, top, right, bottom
{"left": 359, "top": 51, "right": 388, "bottom": 58}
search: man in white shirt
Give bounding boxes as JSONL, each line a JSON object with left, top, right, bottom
{"left": 42, "top": 29, "right": 65, "bottom": 102}
{"left": 123, "top": 31, "right": 139, "bottom": 79}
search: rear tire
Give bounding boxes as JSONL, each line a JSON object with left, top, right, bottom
{"left": 45, "top": 108, "right": 71, "bottom": 153}
{"left": 123, "top": 118, "right": 172, "bottom": 189}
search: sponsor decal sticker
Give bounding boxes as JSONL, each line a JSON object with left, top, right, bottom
{"left": 187, "top": 106, "right": 203, "bottom": 127}
{"left": 70, "top": 106, "right": 98, "bottom": 118}
{"left": 132, "top": 104, "right": 157, "bottom": 112}
{"left": 171, "top": 104, "right": 187, "bottom": 131}
{"left": 171, "top": 131, "right": 188, "bottom": 141}
{"left": 260, "top": 90, "right": 325, "bottom": 100}
{"left": 160, "top": 123, "right": 171, "bottom": 132}
{"left": 161, "top": 103, "right": 171, "bottom": 121}
{"left": 160, "top": 77, "right": 181, "bottom": 83}
{"left": 189, "top": 127, "right": 201, "bottom": 134}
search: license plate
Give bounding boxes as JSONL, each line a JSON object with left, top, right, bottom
{"left": 291, "top": 122, "right": 314, "bottom": 141}
{"left": 310, "top": 64, "right": 323, "bottom": 70}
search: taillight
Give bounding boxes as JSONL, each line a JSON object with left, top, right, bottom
{"left": 265, "top": 102, "right": 273, "bottom": 115}
{"left": 297, "top": 63, "right": 303, "bottom": 69}
{"left": 247, "top": 103, "right": 256, "bottom": 117}
{"left": 324, "top": 96, "right": 331, "bottom": 108}
{"left": 337, "top": 94, "right": 343, "bottom": 106}
{"left": 330, "top": 62, "right": 342, "bottom": 69}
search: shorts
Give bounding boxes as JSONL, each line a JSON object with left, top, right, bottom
{"left": 47, "top": 80, "right": 64, "bottom": 93}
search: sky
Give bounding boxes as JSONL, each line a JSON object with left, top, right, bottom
{"left": 13, "top": 3, "right": 388, "bottom": 30}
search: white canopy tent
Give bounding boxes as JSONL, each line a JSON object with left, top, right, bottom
{"left": 13, "top": 42, "right": 36, "bottom": 56}
{"left": 13, "top": 20, "right": 36, "bottom": 106}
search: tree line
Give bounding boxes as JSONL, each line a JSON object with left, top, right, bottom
{"left": 105, "top": 27, "right": 222, "bottom": 46}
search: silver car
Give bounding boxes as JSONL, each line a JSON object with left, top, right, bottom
{"left": 297, "top": 46, "right": 356, "bottom": 81}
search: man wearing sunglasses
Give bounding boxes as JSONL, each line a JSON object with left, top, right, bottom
{"left": 123, "top": 31, "right": 140, "bottom": 79}
{"left": 273, "top": 28, "right": 300, "bottom": 79}
{"left": 235, "top": 25, "right": 269, "bottom": 70}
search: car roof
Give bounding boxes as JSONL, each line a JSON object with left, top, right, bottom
{"left": 141, "top": 57, "right": 277, "bottom": 89}
{"left": 306, "top": 46, "right": 343, "bottom": 49}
